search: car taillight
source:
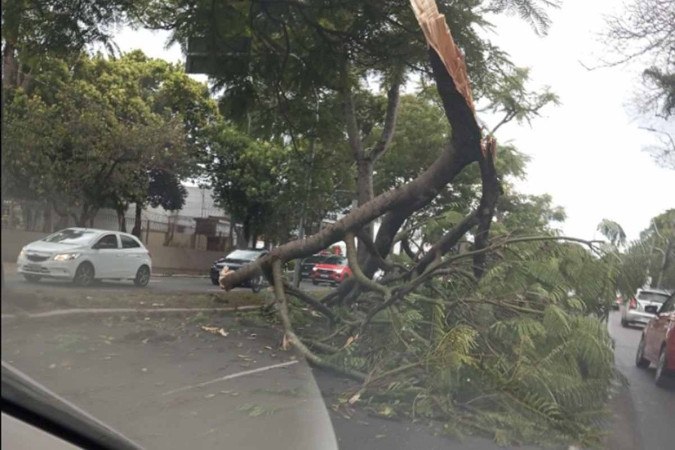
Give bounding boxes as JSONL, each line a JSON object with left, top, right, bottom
{"left": 629, "top": 297, "right": 637, "bottom": 309}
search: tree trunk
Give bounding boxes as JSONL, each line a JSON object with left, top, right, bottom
{"left": 2, "top": 40, "right": 18, "bottom": 90}
{"left": 132, "top": 204, "right": 142, "bottom": 237}
{"left": 116, "top": 206, "right": 127, "bottom": 232}
{"left": 356, "top": 158, "right": 375, "bottom": 261}
{"left": 241, "top": 217, "right": 252, "bottom": 249}
{"left": 656, "top": 238, "right": 673, "bottom": 289}
{"left": 42, "top": 204, "right": 53, "bottom": 233}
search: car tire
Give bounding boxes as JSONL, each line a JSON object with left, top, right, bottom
{"left": 23, "top": 274, "right": 41, "bottom": 283}
{"left": 133, "top": 265, "right": 151, "bottom": 287}
{"left": 211, "top": 277, "right": 220, "bottom": 286}
{"left": 655, "top": 346, "right": 671, "bottom": 387}
{"left": 635, "top": 335, "right": 650, "bottom": 369}
{"left": 312, "top": 279, "right": 318, "bottom": 286}
{"left": 73, "top": 262, "right": 95, "bottom": 287}
{"left": 621, "top": 317, "right": 629, "bottom": 327}
{"left": 251, "top": 275, "right": 264, "bottom": 293}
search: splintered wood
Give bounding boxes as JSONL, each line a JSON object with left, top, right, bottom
{"left": 409, "top": 0, "right": 476, "bottom": 114}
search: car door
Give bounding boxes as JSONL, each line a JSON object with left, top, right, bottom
{"left": 89, "top": 233, "right": 122, "bottom": 278}
{"left": 644, "top": 296, "right": 675, "bottom": 361}
{"left": 119, "top": 234, "right": 145, "bottom": 278}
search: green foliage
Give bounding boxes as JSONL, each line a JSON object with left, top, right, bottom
{"left": 207, "top": 123, "right": 352, "bottom": 244}
{"left": 1, "top": 51, "right": 217, "bottom": 223}
{"left": 302, "top": 239, "right": 617, "bottom": 447}
{"left": 612, "top": 209, "right": 675, "bottom": 293}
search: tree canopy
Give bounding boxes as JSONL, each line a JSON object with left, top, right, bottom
{"left": 1, "top": 51, "right": 217, "bottom": 227}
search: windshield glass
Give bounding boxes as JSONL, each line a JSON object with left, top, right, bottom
{"left": 637, "top": 291, "right": 669, "bottom": 303}
{"left": 225, "top": 250, "right": 262, "bottom": 261}
{"left": 304, "top": 256, "right": 325, "bottom": 263}
{"left": 3, "top": 1, "right": 675, "bottom": 449}
{"left": 42, "top": 229, "right": 97, "bottom": 245}
{"left": 324, "top": 256, "right": 347, "bottom": 265}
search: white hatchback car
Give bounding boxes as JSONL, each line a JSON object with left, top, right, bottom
{"left": 16, "top": 228, "right": 152, "bottom": 287}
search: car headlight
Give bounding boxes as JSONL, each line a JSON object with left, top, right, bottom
{"left": 53, "top": 253, "right": 80, "bottom": 262}
{"left": 18, "top": 248, "right": 26, "bottom": 259}
{"left": 312, "top": 267, "right": 318, "bottom": 271}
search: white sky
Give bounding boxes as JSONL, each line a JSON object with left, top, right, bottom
{"left": 115, "top": 0, "right": 674, "bottom": 241}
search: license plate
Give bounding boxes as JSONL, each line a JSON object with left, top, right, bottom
{"left": 320, "top": 274, "right": 329, "bottom": 279}
{"left": 25, "top": 264, "right": 42, "bottom": 272}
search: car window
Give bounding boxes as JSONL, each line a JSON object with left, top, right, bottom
{"left": 637, "top": 291, "right": 669, "bottom": 303}
{"left": 225, "top": 250, "right": 262, "bottom": 260}
{"left": 304, "top": 256, "right": 325, "bottom": 264}
{"left": 660, "top": 296, "right": 675, "bottom": 313}
{"left": 94, "top": 234, "right": 119, "bottom": 249}
{"left": 43, "top": 229, "right": 97, "bottom": 245}
{"left": 325, "top": 256, "right": 347, "bottom": 265}
{"left": 120, "top": 235, "right": 141, "bottom": 249}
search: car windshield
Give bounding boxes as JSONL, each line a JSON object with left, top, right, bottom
{"left": 42, "top": 229, "right": 97, "bottom": 245}
{"left": 637, "top": 291, "right": 669, "bottom": 303}
{"left": 304, "top": 256, "right": 325, "bottom": 263}
{"left": 225, "top": 250, "right": 262, "bottom": 261}
{"left": 324, "top": 256, "right": 347, "bottom": 266}
{"left": 3, "top": 1, "right": 675, "bottom": 449}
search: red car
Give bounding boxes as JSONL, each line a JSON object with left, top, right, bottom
{"left": 635, "top": 292, "right": 675, "bottom": 387}
{"left": 310, "top": 255, "right": 352, "bottom": 286}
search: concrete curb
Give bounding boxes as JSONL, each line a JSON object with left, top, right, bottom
{"left": 152, "top": 273, "right": 209, "bottom": 278}
{"left": 1, "top": 305, "right": 260, "bottom": 320}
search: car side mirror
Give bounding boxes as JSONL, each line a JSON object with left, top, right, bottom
{"left": 644, "top": 305, "right": 659, "bottom": 315}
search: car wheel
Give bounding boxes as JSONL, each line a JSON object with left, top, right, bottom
{"left": 655, "top": 346, "right": 671, "bottom": 387}
{"left": 23, "top": 274, "right": 41, "bottom": 283}
{"left": 635, "top": 335, "right": 650, "bottom": 369}
{"left": 312, "top": 279, "right": 318, "bottom": 285}
{"left": 211, "top": 277, "right": 220, "bottom": 286}
{"left": 621, "top": 317, "right": 629, "bottom": 327}
{"left": 73, "top": 262, "right": 95, "bottom": 287}
{"left": 133, "top": 265, "right": 150, "bottom": 287}
{"left": 251, "top": 275, "right": 264, "bottom": 293}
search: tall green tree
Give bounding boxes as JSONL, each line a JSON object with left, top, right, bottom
{"left": 137, "top": 0, "right": 561, "bottom": 261}
{"left": 2, "top": 51, "right": 218, "bottom": 230}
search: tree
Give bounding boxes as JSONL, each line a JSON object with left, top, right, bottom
{"left": 607, "top": 210, "right": 675, "bottom": 299}
{"left": 208, "top": 2, "right": 617, "bottom": 444}
{"left": 641, "top": 209, "right": 675, "bottom": 289}
{"left": 603, "top": 0, "right": 675, "bottom": 169}
{"left": 2, "top": 51, "right": 215, "bottom": 229}
{"left": 1, "top": 0, "right": 141, "bottom": 90}
{"left": 138, "top": 0, "right": 560, "bottom": 262}
{"left": 208, "top": 123, "right": 352, "bottom": 247}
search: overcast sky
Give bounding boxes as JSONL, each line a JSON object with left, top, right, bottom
{"left": 115, "top": 0, "right": 674, "bottom": 241}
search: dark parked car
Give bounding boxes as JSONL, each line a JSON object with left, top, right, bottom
{"left": 210, "top": 249, "right": 268, "bottom": 292}
{"left": 299, "top": 255, "right": 330, "bottom": 280}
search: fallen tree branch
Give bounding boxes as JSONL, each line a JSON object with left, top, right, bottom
{"left": 284, "top": 283, "right": 336, "bottom": 323}
{"left": 411, "top": 211, "right": 479, "bottom": 278}
{"left": 345, "top": 233, "right": 391, "bottom": 298}
{"left": 272, "top": 260, "right": 366, "bottom": 381}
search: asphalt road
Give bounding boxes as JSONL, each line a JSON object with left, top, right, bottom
{"left": 3, "top": 270, "right": 323, "bottom": 294}
{"left": 1, "top": 309, "right": 336, "bottom": 449}
{"left": 607, "top": 310, "right": 675, "bottom": 450}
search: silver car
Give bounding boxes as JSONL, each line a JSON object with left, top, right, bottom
{"left": 621, "top": 288, "right": 672, "bottom": 327}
